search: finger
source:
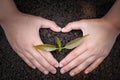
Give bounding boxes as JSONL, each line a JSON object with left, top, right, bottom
{"left": 84, "top": 57, "right": 104, "bottom": 74}
{"left": 34, "top": 42, "right": 59, "bottom": 67}
{"left": 38, "top": 50, "right": 59, "bottom": 68}
{"left": 60, "top": 50, "right": 91, "bottom": 74}
{"left": 62, "top": 21, "right": 83, "bottom": 32}
{"left": 18, "top": 50, "right": 49, "bottom": 74}
{"left": 27, "top": 47, "right": 57, "bottom": 74}
{"left": 41, "top": 19, "right": 61, "bottom": 32}
{"left": 23, "top": 51, "right": 49, "bottom": 74}
{"left": 17, "top": 52, "right": 35, "bottom": 69}
{"left": 59, "top": 43, "right": 87, "bottom": 67}
{"left": 34, "top": 40, "right": 58, "bottom": 71}
{"left": 69, "top": 56, "right": 96, "bottom": 76}
{"left": 21, "top": 52, "right": 49, "bottom": 74}
{"left": 32, "top": 36, "right": 57, "bottom": 73}
{"left": 32, "top": 59, "right": 49, "bottom": 75}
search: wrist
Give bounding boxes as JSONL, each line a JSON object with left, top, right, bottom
{"left": 102, "top": 15, "right": 120, "bottom": 32}
{"left": 102, "top": 16, "right": 120, "bottom": 32}
{"left": 100, "top": 17, "right": 120, "bottom": 37}
{"left": 0, "top": 0, "right": 20, "bottom": 23}
{"left": 0, "top": 10, "right": 20, "bottom": 23}
{"left": 0, "top": 11, "right": 24, "bottom": 30}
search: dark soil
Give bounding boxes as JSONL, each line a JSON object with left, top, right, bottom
{"left": 0, "top": 0, "right": 120, "bottom": 80}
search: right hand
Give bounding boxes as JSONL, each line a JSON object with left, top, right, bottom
{"left": 0, "top": 12, "right": 61, "bottom": 74}
{"left": 60, "top": 18, "right": 119, "bottom": 76}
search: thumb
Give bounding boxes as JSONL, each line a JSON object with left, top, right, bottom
{"left": 41, "top": 19, "right": 61, "bottom": 32}
{"left": 62, "top": 20, "right": 84, "bottom": 32}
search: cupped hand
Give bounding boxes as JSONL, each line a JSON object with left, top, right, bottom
{"left": 59, "top": 18, "right": 119, "bottom": 76}
{"left": 1, "top": 12, "right": 61, "bottom": 74}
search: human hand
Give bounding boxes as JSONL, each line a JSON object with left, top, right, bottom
{"left": 59, "top": 18, "right": 119, "bottom": 76}
{"left": 1, "top": 12, "right": 61, "bottom": 74}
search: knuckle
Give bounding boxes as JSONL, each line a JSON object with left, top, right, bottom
{"left": 51, "top": 21, "right": 56, "bottom": 25}
{"left": 26, "top": 62, "right": 33, "bottom": 67}
{"left": 29, "top": 57, "right": 35, "bottom": 62}
{"left": 63, "top": 58, "right": 70, "bottom": 65}
{"left": 46, "top": 64, "right": 53, "bottom": 70}
{"left": 37, "top": 65, "right": 42, "bottom": 69}
{"left": 35, "top": 63, "right": 44, "bottom": 71}
{"left": 71, "top": 52, "right": 78, "bottom": 58}
{"left": 87, "top": 57, "right": 95, "bottom": 64}
{"left": 75, "top": 59, "right": 80, "bottom": 65}
{"left": 48, "top": 59, "right": 56, "bottom": 66}
{"left": 35, "top": 55, "right": 41, "bottom": 60}
{"left": 67, "top": 65, "right": 73, "bottom": 70}
{"left": 74, "top": 69, "right": 80, "bottom": 74}
{"left": 78, "top": 57, "right": 84, "bottom": 62}
{"left": 68, "top": 62, "right": 77, "bottom": 69}
{"left": 28, "top": 63, "right": 33, "bottom": 67}
{"left": 85, "top": 60, "right": 91, "bottom": 66}
{"left": 67, "top": 22, "right": 73, "bottom": 26}
{"left": 38, "top": 67, "right": 45, "bottom": 72}
{"left": 91, "top": 64, "right": 98, "bottom": 70}
{"left": 43, "top": 64, "right": 54, "bottom": 72}
{"left": 89, "top": 66, "right": 94, "bottom": 71}
{"left": 63, "top": 67, "right": 68, "bottom": 72}
{"left": 77, "top": 67, "right": 82, "bottom": 72}
{"left": 78, "top": 59, "right": 83, "bottom": 64}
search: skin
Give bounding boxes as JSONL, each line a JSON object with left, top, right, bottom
{"left": 0, "top": 0, "right": 120, "bottom": 76}
{"left": 0, "top": 0, "right": 61, "bottom": 74}
{"left": 60, "top": 0, "right": 120, "bottom": 76}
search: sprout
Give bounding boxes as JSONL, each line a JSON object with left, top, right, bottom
{"left": 34, "top": 34, "right": 89, "bottom": 52}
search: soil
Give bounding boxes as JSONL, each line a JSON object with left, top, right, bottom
{"left": 0, "top": 0, "right": 120, "bottom": 80}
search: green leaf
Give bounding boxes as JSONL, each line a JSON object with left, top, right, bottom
{"left": 56, "top": 37, "right": 62, "bottom": 48}
{"left": 34, "top": 44, "right": 57, "bottom": 51}
{"left": 56, "top": 37, "right": 62, "bottom": 51}
{"left": 64, "top": 34, "right": 89, "bottom": 49}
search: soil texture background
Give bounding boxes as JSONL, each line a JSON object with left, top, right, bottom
{"left": 0, "top": 0, "right": 120, "bottom": 80}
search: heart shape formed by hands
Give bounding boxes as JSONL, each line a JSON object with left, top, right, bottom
{"left": 37, "top": 18, "right": 118, "bottom": 76}
{"left": 2, "top": 0, "right": 118, "bottom": 77}
{"left": 2, "top": 12, "right": 118, "bottom": 76}
{"left": 39, "top": 27, "right": 84, "bottom": 60}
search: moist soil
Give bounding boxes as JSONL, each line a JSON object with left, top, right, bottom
{"left": 0, "top": 0, "right": 120, "bottom": 80}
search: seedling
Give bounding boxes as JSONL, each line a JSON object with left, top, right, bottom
{"left": 34, "top": 34, "right": 89, "bottom": 52}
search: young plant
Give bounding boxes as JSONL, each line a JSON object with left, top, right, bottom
{"left": 34, "top": 34, "right": 89, "bottom": 52}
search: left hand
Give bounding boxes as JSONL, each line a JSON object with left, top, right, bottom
{"left": 1, "top": 13, "right": 61, "bottom": 74}
{"left": 59, "top": 18, "right": 119, "bottom": 76}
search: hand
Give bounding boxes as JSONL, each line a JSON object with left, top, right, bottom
{"left": 1, "top": 12, "right": 61, "bottom": 74}
{"left": 59, "top": 18, "right": 119, "bottom": 76}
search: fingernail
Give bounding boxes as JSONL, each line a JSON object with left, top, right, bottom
{"left": 44, "top": 71, "right": 49, "bottom": 75}
{"left": 70, "top": 72, "right": 75, "bottom": 76}
{"left": 54, "top": 64, "right": 59, "bottom": 68}
{"left": 58, "top": 27, "right": 62, "bottom": 31}
{"left": 32, "top": 66, "right": 36, "bottom": 69}
{"left": 59, "top": 64, "right": 63, "bottom": 67}
{"left": 85, "top": 71, "right": 89, "bottom": 74}
{"left": 60, "top": 70, "right": 65, "bottom": 74}
{"left": 51, "top": 70, "right": 57, "bottom": 74}
{"left": 61, "top": 28, "right": 65, "bottom": 32}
